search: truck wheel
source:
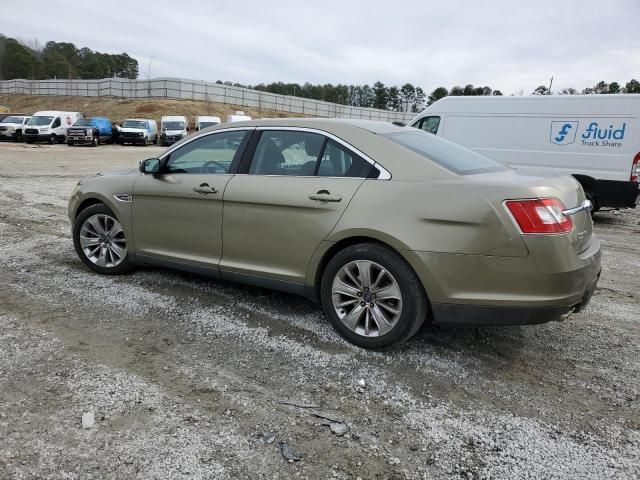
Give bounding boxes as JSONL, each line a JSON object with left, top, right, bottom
{"left": 153, "top": 135, "right": 158, "bottom": 145}
{"left": 91, "top": 135, "right": 98, "bottom": 147}
{"left": 585, "top": 191, "right": 599, "bottom": 216}
{"left": 49, "top": 135, "right": 57, "bottom": 145}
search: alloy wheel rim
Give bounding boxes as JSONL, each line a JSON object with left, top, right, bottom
{"left": 79, "top": 214, "right": 127, "bottom": 268}
{"left": 331, "top": 260, "right": 402, "bottom": 337}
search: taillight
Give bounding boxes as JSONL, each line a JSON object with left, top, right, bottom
{"left": 632, "top": 152, "right": 640, "bottom": 182}
{"left": 505, "top": 198, "right": 573, "bottom": 234}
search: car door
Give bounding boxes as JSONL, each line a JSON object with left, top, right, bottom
{"left": 131, "top": 128, "right": 250, "bottom": 268}
{"left": 220, "top": 128, "right": 375, "bottom": 285}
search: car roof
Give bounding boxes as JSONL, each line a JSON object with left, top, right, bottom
{"left": 226, "top": 117, "right": 408, "bottom": 135}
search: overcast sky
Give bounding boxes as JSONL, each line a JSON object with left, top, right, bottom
{"left": 2, "top": 0, "right": 638, "bottom": 95}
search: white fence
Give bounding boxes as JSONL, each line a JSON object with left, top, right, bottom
{"left": 0, "top": 77, "right": 415, "bottom": 122}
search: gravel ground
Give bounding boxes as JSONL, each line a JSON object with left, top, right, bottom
{"left": 0, "top": 142, "right": 639, "bottom": 479}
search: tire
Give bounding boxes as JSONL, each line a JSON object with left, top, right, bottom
{"left": 152, "top": 135, "right": 158, "bottom": 145}
{"left": 584, "top": 190, "right": 599, "bottom": 217}
{"left": 73, "top": 204, "right": 134, "bottom": 275}
{"left": 91, "top": 135, "right": 98, "bottom": 147}
{"left": 320, "top": 243, "right": 428, "bottom": 350}
{"left": 26, "top": 139, "right": 33, "bottom": 144}
{"left": 67, "top": 140, "right": 73, "bottom": 146}
{"left": 50, "top": 134, "right": 57, "bottom": 145}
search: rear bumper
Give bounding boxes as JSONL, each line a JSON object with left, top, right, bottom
{"left": 405, "top": 236, "right": 602, "bottom": 326}
{"left": 431, "top": 270, "right": 599, "bottom": 325}
{"left": 595, "top": 179, "right": 639, "bottom": 208}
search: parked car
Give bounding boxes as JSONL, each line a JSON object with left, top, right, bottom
{"left": 119, "top": 118, "right": 158, "bottom": 146}
{"left": 195, "top": 115, "right": 221, "bottom": 131}
{"left": 160, "top": 115, "right": 189, "bottom": 146}
{"left": 24, "top": 111, "right": 83, "bottom": 144}
{"left": 67, "top": 117, "right": 113, "bottom": 146}
{"left": 0, "top": 115, "right": 31, "bottom": 142}
{"left": 410, "top": 95, "right": 640, "bottom": 212}
{"left": 226, "top": 111, "right": 251, "bottom": 123}
{"left": 68, "top": 119, "right": 601, "bottom": 349}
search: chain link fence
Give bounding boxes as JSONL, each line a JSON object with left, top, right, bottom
{"left": 0, "top": 78, "right": 415, "bottom": 123}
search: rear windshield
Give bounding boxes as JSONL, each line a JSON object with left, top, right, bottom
{"left": 384, "top": 131, "right": 508, "bottom": 175}
{"left": 163, "top": 121, "right": 185, "bottom": 130}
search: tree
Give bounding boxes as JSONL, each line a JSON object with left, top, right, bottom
{"left": 386, "top": 86, "right": 401, "bottom": 111}
{"left": 624, "top": 79, "right": 640, "bottom": 93}
{"left": 532, "top": 85, "right": 549, "bottom": 95}
{"left": 373, "top": 81, "right": 388, "bottom": 110}
{"left": 413, "top": 87, "right": 426, "bottom": 112}
{"left": 559, "top": 88, "right": 578, "bottom": 95}
{"left": 450, "top": 85, "right": 464, "bottom": 96}
{"left": 427, "top": 86, "right": 448, "bottom": 105}
{"left": 592, "top": 81, "right": 609, "bottom": 94}
{"left": 400, "top": 83, "right": 415, "bottom": 112}
{"left": 492, "top": 90, "right": 503, "bottom": 96}
{"left": 608, "top": 82, "right": 621, "bottom": 94}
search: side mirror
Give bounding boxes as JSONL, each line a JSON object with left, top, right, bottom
{"left": 139, "top": 158, "right": 161, "bottom": 174}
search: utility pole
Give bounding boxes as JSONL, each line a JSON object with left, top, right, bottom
{"left": 548, "top": 76, "right": 554, "bottom": 95}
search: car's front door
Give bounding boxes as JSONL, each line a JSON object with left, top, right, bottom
{"left": 131, "top": 129, "right": 250, "bottom": 267}
{"left": 220, "top": 128, "right": 376, "bottom": 285}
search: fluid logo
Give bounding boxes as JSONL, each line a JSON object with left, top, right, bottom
{"left": 550, "top": 121, "right": 579, "bottom": 145}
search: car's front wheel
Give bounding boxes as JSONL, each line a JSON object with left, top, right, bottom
{"left": 321, "top": 243, "right": 428, "bottom": 349}
{"left": 73, "top": 204, "right": 133, "bottom": 275}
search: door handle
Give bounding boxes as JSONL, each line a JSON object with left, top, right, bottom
{"left": 193, "top": 184, "right": 218, "bottom": 195}
{"left": 309, "top": 193, "right": 342, "bottom": 203}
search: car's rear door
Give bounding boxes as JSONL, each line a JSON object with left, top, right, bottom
{"left": 220, "top": 127, "right": 376, "bottom": 286}
{"left": 131, "top": 128, "right": 250, "bottom": 268}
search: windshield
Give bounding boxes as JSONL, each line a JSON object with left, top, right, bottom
{"left": 163, "top": 121, "right": 185, "bottom": 130}
{"left": 199, "top": 122, "right": 218, "bottom": 129}
{"left": 2, "top": 116, "right": 25, "bottom": 124}
{"left": 122, "top": 120, "right": 147, "bottom": 129}
{"left": 384, "top": 131, "right": 508, "bottom": 175}
{"left": 28, "top": 116, "right": 54, "bottom": 126}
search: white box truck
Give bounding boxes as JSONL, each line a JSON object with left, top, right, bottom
{"left": 226, "top": 111, "right": 251, "bottom": 123}
{"left": 410, "top": 95, "right": 640, "bottom": 211}
{"left": 195, "top": 115, "right": 221, "bottom": 131}
{"left": 24, "top": 111, "right": 83, "bottom": 144}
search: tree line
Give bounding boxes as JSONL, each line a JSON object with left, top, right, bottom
{"left": 216, "top": 80, "right": 504, "bottom": 112}
{"left": 532, "top": 79, "right": 640, "bottom": 95}
{"left": 0, "top": 35, "right": 139, "bottom": 81}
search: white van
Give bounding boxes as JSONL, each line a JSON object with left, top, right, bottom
{"left": 195, "top": 115, "right": 221, "bottom": 131}
{"left": 160, "top": 115, "right": 189, "bottom": 146}
{"left": 119, "top": 118, "right": 159, "bottom": 146}
{"left": 226, "top": 111, "right": 251, "bottom": 123}
{"left": 24, "top": 111, "right": 83, "bottom": 144}
{"left": 410, "top": 95, "right": 640, "bottom": 210}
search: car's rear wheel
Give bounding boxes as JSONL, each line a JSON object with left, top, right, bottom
{"left": 73, "top": 204, "right": 133, "bottom": 275}
{"left": 321, "top": 243, "right": 427, "bottom": 349}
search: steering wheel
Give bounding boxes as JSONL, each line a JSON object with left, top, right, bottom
{"left": 200, "top": 160, "right": 227, "bottom": 173}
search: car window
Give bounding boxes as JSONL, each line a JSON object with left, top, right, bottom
{"left": 415, "top": 116, "right": 440, "bottom": 134}
{"left": 384, "top": 131, "right": 507, "bottom": 175}
{"left": 317, "top": 140, "right": 373, "bottom": 178}
{"left": 165, "top": 130, "right": 248, "bottom": 174}
{"left": 52, "top": 117, "right": 61, "bottom": 128}
{"left": 249, "top": 130, "right": 324, "bottom": 176}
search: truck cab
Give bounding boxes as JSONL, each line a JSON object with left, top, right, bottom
{"left": 67, "top": 117, "right": 113, "bottom": 146}
{"left": 119, "top": 118, "right": 158, "bottom": 146}
{"left": 24, "top": 111, "right": 83, "bottom": 144}
{"left": 160, "top": 115, "right": 189, "bottom": 146}
{"left": 0, "top": 115, "right": 31, "bottom": 142}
